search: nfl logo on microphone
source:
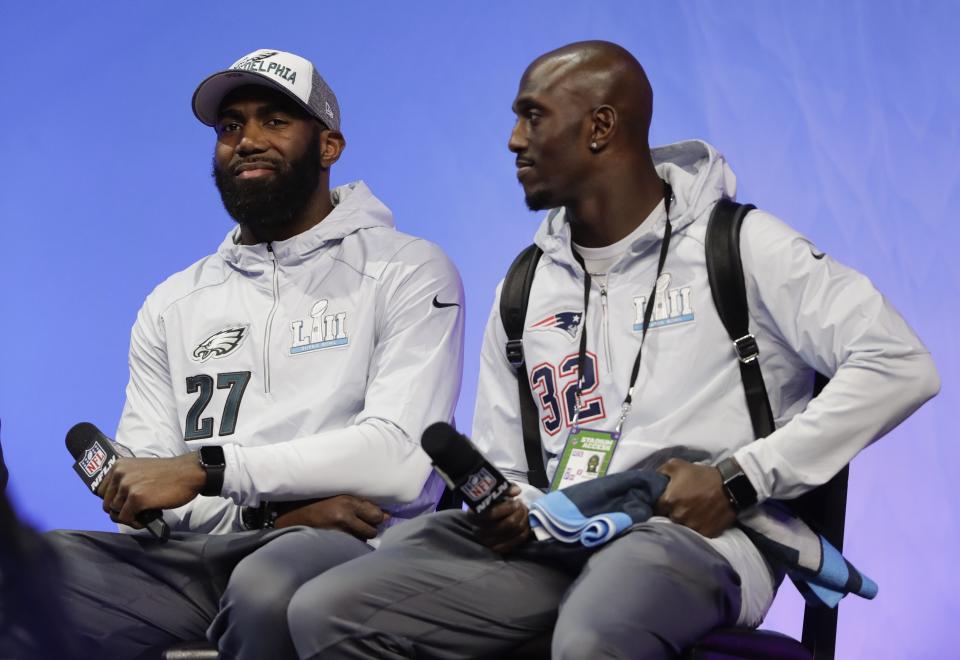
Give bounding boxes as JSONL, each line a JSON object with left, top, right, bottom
{"left": 80, "top": 442, "right": 108, "bottom": 477}
{"left": 462, "top": 468, "right": 497, "bottom": 501}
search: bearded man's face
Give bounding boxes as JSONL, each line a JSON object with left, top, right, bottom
{"left": 212, "top": 86, "right": 323, "bottom": 237}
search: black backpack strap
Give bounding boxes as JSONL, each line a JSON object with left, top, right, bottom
{"left": 499, "top": 244, "right": 548, "bottom": 488}
{"left": 705, "top": 199, "right": 775, "bottom": 439}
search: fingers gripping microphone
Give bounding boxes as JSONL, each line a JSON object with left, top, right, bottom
{"left": 65, "top": 422, "right": 170, "bottom": 541}
{"left": 421, "top": 422, "right": 511, "bottom": 516}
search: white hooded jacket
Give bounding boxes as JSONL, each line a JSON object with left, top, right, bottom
{"left": 472, "top": 140, "right": 939, "bottom": 623}
{"left": 117, "top": 181, "right": 465, "bottom": 534}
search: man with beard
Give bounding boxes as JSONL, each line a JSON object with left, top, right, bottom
{"left": 284, "top": 41, "right": 939, "bottom": 659}
{"left": 42, "top": 49, "right": 465, "bottom": 660}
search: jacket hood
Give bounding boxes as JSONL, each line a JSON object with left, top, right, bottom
{"left": 533, "top": 139, "right": 737, "bottom": 269}
{"left": 217, "top": 180, "right": 394, "bottom": 272}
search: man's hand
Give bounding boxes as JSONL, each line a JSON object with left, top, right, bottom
{"left": 655, "top": 458, "right": 736, "bottom": 538}
{"left": 97, "top": 453, "right": 206, "bottom": 528}
{"left": 472, "top": 484, "right": 532, "bottom": 554}
{"left": 273, "top": 495, "right": 389, "bottom": 540}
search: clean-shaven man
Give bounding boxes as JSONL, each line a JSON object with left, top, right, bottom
{"left": 285, "top": 41, "right": 938, "bottom": 660}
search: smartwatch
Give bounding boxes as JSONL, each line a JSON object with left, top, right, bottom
{"left": 198, "top": 445, "right": 226, "bottom": 497}
{"left": 716, "top": 457, "right": 758, "bottom": 513}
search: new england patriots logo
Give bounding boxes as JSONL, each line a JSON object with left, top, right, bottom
{"left": 191, "top": 326, "right": 249, "bottom": 363}
{"left": 529, "top": 311, "right": 582, "bottom": 340}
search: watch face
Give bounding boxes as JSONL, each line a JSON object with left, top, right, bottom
{"left": 199, "top": 445, "right": 226, "bottom": 468}
{"left": 727, "top": 474, "right": 757, "bottom": 509}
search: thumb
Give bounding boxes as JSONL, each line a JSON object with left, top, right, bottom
{"left": 657, "top": 457, "right": 686, "bottom": 476}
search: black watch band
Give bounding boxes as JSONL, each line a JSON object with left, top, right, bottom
{"left": 716, "top": 457, "right": 758, "bottom": 512}
{"left": 198, "top": 445, "right": 226, "bottom": 497}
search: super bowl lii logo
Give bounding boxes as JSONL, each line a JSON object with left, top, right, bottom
{"left": 632, "top": 273, "right": 694, "bottom": 330}
{"left": 289, "top": 299, "right": 349, "bottom": 355}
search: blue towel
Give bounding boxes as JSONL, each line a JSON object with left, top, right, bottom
{"left": 528, "top": 470, "right": 878, "bottom": 608}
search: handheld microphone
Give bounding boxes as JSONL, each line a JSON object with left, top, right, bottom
{"left": 421, "top": 422, "right": 511, "bottom": 515}
{"left": 65, "top": 422, "right": 170, "bottom": 542}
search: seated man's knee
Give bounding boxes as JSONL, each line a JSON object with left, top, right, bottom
{"left": 287, "top": 573, "right": 360, "bottom": 650}
{"left": 552, "top": 626, "right": 606, "bottom": 660}
{"left": 288, "top": 574, "right": 419, "bottom": 659}
{"left": 222, "top": 547, "right": 304, "bottom": 616}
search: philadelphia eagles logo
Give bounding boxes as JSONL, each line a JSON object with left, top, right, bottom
{"left": 191, "top": 326, "right": 249, "bottom": 363}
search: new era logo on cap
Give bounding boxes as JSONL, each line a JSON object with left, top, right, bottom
{"left": 192, "top": 48, "right": 340, "bottom": 131}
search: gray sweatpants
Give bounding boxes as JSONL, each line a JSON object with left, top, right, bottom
{"left": 288, "top": 510, "right": 742, "bottom": 660}
{"left": 46, "top": 526, "right": 371, "bottom": 660}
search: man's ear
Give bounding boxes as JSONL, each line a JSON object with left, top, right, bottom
{"left": 589, "top": 105, "right": 617, "bottom": 152}
{"left": 319, "top": 130, "right": 346, "bottom": 168}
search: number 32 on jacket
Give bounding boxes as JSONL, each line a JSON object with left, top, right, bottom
{"left": 529, "top": 351, "right": 606, "bottom": 436}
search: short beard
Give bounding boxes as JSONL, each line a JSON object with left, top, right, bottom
{"left": 524, "top": 189, "right": 555, "bottom": 211}
{"left": 213, "top": 135, "right": 322, "bottom": 238}
{"left": 524, "top": 182, "right": 566, "bottom": 211}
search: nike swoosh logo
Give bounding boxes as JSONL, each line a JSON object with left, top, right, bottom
{"left": 432, "top": 295, "right": 459, "bottom": 309}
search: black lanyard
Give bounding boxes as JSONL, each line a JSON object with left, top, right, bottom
{"left": 571, "top": 179, "right": 674, "bottom": 433}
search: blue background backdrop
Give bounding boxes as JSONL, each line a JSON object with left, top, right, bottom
{"left": 1, "top": 1, "right": 956, "bottom": 656}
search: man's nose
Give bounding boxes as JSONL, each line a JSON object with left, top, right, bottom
{"left": 236, "top": 125, "right": 268, "bottom": 156}
{"left": 507, "top": 120, "right": 526, "bottom": 154}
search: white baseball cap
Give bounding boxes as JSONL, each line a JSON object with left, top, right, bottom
{"left": 192, "top": 49, "right": 340, "bottom": 131}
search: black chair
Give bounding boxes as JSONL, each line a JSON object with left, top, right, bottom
{"left": 683, "top": 372, "right": 847, "bottom": 659}
{"left": 682, "top": 466, "right": 849, "bottom": 660}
